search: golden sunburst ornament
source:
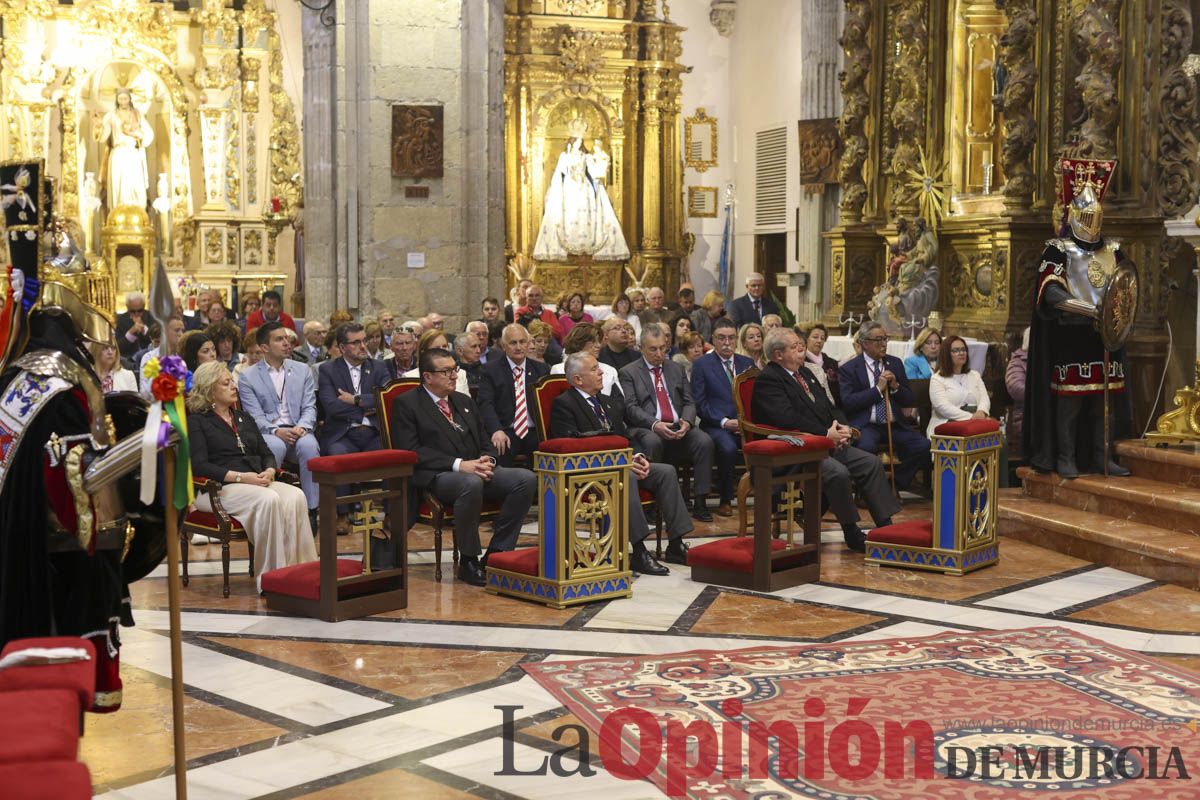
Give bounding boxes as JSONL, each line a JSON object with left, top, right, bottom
{"left": 905, "top": 147, "right": 949, "bottom": 234}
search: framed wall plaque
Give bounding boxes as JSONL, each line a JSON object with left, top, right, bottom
{"left": 391, "top": 105, "right": 444, "bottom": 179}
{"left": 687, "top": 186, "right": 719, "bottom": 218}
{"left": 797, "top": 118, "right": 842, "bottom": 187}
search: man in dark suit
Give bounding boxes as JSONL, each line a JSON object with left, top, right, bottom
{"left": 838, "top": 322, "right": 931, "bottom": 491}
{"left": 599, "top": 317, "right": 638, "bottom": 371}
{"left": 753, "top": 328, "right": 899, "bottom": 551}
{"left": 184, "top": 289, "right": 215, "bottom": 331}
{"left": 115, "top": 291, "right": 155, "bottom": 363}
{"left": 553, "top": 353, "right": 693, "bottom": 575}
{"left": 619, "top": 326, "right": 715, "bottom": 521}
{"left": 317, "top": 322, "right": 391, "bottom": 527}
{"left": 727, "top": 272, "right": 780, "bottom": 327}
{"left": 478, "top": 323, "right": 550, "bottom": 466}
{"left": 393, "top": 348, "right": 534, "bottom": 586}
{"left": 691, "top": 318, "right": 755, "bottom": 517}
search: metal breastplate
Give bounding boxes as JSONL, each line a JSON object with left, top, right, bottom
{"left": 1061, "top": 238, "right": 1120, "bottom": 307}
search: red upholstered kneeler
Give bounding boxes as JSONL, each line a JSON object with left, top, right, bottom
{"left": 0, "top": 761, "right": 93, "bottom": 800}
{"left": 0, "top": 637, "right": 96, "bottom": 713}
{"left": 262, "top": 449, "right": 415, "bottom": 621}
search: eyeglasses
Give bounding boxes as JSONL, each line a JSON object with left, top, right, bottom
{"left": 429, "top": 367, "right": 459, "bottom": 376}
{"left": 866, "top": 336, "right": 889, "bottom": 343}
{"left": 950, "top": 348, "right": 968, "bottom": 354}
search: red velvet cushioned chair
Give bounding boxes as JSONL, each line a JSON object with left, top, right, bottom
{"left": 0, "top": 637, "right": 95, "bottom": 713}
{"left": 377, "top": 377, "right": 503, "bottom": 582}
{"left": 686, "top": 370, "right": 830, "bottom": 591}
{"left": 532, "top": 374, "right": 664, "bottom": 553}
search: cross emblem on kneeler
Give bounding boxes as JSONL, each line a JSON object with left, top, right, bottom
{"left": 349, "top": 500, "right": 386, "bottom": 572}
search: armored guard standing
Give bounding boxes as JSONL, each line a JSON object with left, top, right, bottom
{"left": 0, "top": 160, "right": 162, "bottom": 712}
{"left": 1024, "top": 157, "right": 1134, "bottom": 479}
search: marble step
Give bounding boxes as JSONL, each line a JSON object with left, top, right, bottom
{"left": 996, "top": 490, "right": 1200, "bottom": 590}
{"left": 1018, "top": 468, "right": 1200, "bottom": 537}
{"left": 1115, "top": 440, "right": 1200, "bottom": 488}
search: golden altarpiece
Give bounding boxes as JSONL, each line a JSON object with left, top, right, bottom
{"left": 826, "top": 0, "right": 1199, "bottom": 430}
{"left": 504, "top": 0, "right": 686, "bottom": 300}
{"left": 0, "top": 0, "right": 303, "bottom": 311}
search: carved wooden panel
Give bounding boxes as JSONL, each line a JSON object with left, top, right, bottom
{"left": 797, "top": 118, "right": 843, "bottom": 186}
{"left": 391, "top": 105, "right": 444, "bottom": 179}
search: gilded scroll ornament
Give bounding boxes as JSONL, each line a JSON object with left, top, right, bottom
{"left": 836, "top": 0, "right": 871, "bottom": 222}
{"left": 225, "top": 101, "right": 240, "bottom": 210}
{"left": 267, "top": 26, "right": 303, "bottom": 216}
{"left": 244, "top": 229, "right": 262, "bottom": 266}
{"left": 556, "top": 28, "right": 603, "bottom": 95}
{"left": 994, "top": 0, "right": 1037, "bottom": 204}
{"left": 192, "top": 0, "right": 239, "bottom": 45}
{"left": 240, "top": 0, "right": 273, "bottom": 46}
{"left": 1157, "top": 1, "right": 1199, "bottom": 219}
{"left": 76, "top": 0, "right": 176, "bottom": 58}
{"left": 889, "top": 0, "right": 928, "bottom": 217}
{"left": 204, "top": 229, "right": 223, "bottom": 264}
{"left": 1069, "top": 0, "right": 1122, "bottom": 158}
{"left": 246, "top": 114, "right": 257, "bottom": 205}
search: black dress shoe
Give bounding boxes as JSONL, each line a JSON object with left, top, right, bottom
{"left": 458, "top": 558, "right": 486, "bottom": 586}
{"left": 843, "top": 526, "right": 867, "bottom": 553}
{"left": 630, "top": 548, "right": 669, "bottom": 576}
{"left": 691, "top": 504, "right": 713, "bottom": 522}
{"left": 664, "top": 540, "right": 689, "bottom": 565}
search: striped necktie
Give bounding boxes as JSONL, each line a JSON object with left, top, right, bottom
{"left": 513, "top": 365, "right": 530, "bottom": 438}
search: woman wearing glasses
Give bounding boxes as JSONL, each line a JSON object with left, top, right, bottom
{"left": 927, "top": 334, "right": 990, "bottom": 437}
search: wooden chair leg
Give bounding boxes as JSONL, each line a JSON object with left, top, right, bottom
{"left": 247, "top": 539, "right": 256, "bottom": 576}
{"left": 736, "top": 473, "right": 751, "bottom": 536}
{"left": 221, "top": 537, "right": 231, "bottom": 598}
{"left": 434, "top": 512, "right": 444, "bottom": 583}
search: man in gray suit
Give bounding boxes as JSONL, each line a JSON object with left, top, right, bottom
{"left": 619, "top": 326, "right": 715, "bottom": 521}
{"left": 236, "top": 321, "right": 321, "bottom": 527}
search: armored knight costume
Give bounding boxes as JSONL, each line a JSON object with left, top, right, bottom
{"left": 1023, "top": 157, "right": 1132, "bottom": 479}
{"left": 0, "top": 159, "right": 163, "bottom": 712}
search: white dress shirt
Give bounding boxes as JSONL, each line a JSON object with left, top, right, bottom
{"left": 267, "top": 362, "right": 293, "bottom": 428}
{"left": 345, "top": 358, "right": 373, "bottom": 427}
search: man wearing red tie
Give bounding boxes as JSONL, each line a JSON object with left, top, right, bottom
{"left": 393, "top": 348, "right": 534, "bottom": 585}
{"left": 478, "top": 324, "right": 550, "bottom": 466}
{"left": 752, "top": 328, "right": 898, "bottom": 551}
{"left": 619, "top": 326, "right": 716, "bottom": 521}
{"left": 728, "top": 272, "right": 780, "bottom": 327}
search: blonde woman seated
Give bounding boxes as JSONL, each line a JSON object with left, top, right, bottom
{"left": 737, "top": 322, "right": 767, "bottom": 370}
{"left": 187, "top": 361, "right": 317, "bottom": 589}
{"left": 91, "top": 342, "right": 138, "bottom": 394}
{"left": 927, "top": 334, "right": 990, "bottom": 438}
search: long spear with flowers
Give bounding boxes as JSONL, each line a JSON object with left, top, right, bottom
{"left": 139, "top": 354, "right": 195, "bottom": 508}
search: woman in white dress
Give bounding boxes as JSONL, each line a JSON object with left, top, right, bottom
{"left": 533, "top": 134, "right": 630, "bottom": 261}
{"left": 91, "top": 342, "right": 137, "bottom": 394}
{"left": 99, "top": 89, "right": 154, "bottom": 210}
{"left": 927, "top": 334, "right": 991, "bottom": 437}
{"left": 186, "top": 362, "right": 317, "bottom": 590}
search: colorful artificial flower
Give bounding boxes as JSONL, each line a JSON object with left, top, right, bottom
{"left": 159, "top": 354, "right": 187, "bottom": 381}
{"left": 142, "top": 356, "right": 161, "bottom": 381}
{"left": 151, "top": 373, "right": 179, "bottom": 403}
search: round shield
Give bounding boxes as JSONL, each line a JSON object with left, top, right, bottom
{"left": 104, "top": 391, "right": 167, "bottom": 582}
{"left": 1099, "top": 260, "right": 1139, "bottom": 352}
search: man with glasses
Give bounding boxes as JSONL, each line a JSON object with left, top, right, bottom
{"left": 393, "top": 348, "right": 534, "bottom": 586}
{"left": 478, "top": 324, "right": 550, "bottom": 466}
{"left": 317, "top": 322, "right": 392, "bottom": 531}
{"left": 691, "top": 318, "right": 755, "bottom": 516}
{"left": 838, "top": 322, "right": 931, "bottom": 492}
{"left": 116, "top": 291, "right": 155, "bottom": 363}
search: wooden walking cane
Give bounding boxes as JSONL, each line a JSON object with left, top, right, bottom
{"left": 883, "top": 384, "right": 898, "bottom": 496}
{"left": 162, "top": 448, "right": 188, "bottom": 799}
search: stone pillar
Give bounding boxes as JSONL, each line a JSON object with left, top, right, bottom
{"left": 301, "top": 6, "right": 337, "bottom": 321}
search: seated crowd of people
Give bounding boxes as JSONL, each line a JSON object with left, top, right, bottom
{"left": 105, "top": 272, "right": 1007, "bottom": 590}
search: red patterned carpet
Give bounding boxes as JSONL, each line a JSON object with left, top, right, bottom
{"left": 525, "top": 627, "right": 1200, "bottom": 799}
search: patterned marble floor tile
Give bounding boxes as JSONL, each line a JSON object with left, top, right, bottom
{"left": 688, "top": 592, "right": 884, "bottom": 639}
{"left": 202, "top": 636, "right": 527, "bottom": 700}
{"left": 297, "top": 767, "right": 477, "bottom": 799}
{"left": 1069, "top": 584, "right": 1200, "bottom": 633}
{"left": 82, "top": 664, "right": 286, "bottom": 793}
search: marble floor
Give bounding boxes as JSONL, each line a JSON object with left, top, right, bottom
{"left": 88, "top": 499, "right": 1200, "bottom": 799}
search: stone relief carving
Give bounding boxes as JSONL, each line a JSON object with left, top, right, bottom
{"left": 1069, "top": 0, "right": 1123, "bottom": 158}
{"left": 709, "top": 0, "right": 735, "bottom": 37}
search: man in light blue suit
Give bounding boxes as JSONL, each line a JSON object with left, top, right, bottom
{"left": 237, "top": 321, "right": 321, "bottom": 527}
{"left": 691, "top": 318, "right": 755, "bottom": 517}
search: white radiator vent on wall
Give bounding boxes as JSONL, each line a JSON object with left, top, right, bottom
{"left": 755, "top": 126, "right": 789, "bottom": 228}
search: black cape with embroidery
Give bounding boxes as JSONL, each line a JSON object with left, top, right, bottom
{"left": 0, "top": 318, "right": 132, "bottom": 648}
{"left": 1022, "top": 239, "right": 1133, "bottom": 473}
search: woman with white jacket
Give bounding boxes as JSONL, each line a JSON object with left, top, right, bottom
{"left": 927, "top": 334, "right": 990, "bottom": 437}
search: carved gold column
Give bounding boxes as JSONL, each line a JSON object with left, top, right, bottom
{"left": 1069, "top": 0, "right": 1123, "bottom": 158}
{"left": 995, "top": 0, "right": 1037, "bottom": 208}
{"left": 889, "top": 0, "right": 928, "bottom": 217}
{"left": 836, "top": 0, "right": 871, "bottom": 224}
{"left": 640, "top": 67, "right": 664, "bottom": 287}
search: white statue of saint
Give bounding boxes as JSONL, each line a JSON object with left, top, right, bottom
{"left": 533, "top": 121, "right": 630, "bottom": 261}
{"left": 99, "top": 88, "right": 154, "bottom": 210}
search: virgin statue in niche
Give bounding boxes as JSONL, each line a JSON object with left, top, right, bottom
{"left": 533, "top": 119, "right": 630, "bottom": 261}
{"left": 98, "top": 88, "right": 154, "bottom": 210}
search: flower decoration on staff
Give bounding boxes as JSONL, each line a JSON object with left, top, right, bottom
{"left": 139, "top": 354, "right": 195, "bottom": 509}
